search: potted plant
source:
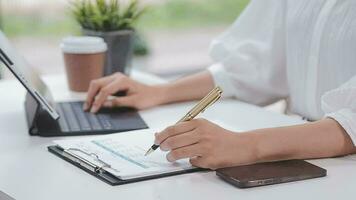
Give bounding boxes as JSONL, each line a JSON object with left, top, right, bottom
{"left": 71, "top": 0, "right": 145, "bottom": 76}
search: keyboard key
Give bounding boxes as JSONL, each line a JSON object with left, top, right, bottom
{"left": 55, "top": 105, "right": 70, "bottom": 132}
{"left": 60, "top": 103, "right": 81, "bottom": 132}
{"left": 84, "top": 111, "right": 103, "bottom": 131}
{"left": 97, "top": 114, "right": 113, "bottom": 130}
{"left": 71, "top": 102, "right": 92, "bottom": 131}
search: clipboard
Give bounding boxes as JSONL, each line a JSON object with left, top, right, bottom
{"left": 48, "top": 145, "right": 205, "bottom": 186}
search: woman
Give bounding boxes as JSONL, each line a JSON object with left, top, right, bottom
{"left": 83, "top": 0, "right": 356, "bottom": 169}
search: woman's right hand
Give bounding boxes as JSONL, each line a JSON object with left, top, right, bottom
{"left": 84, "top": 72, "right": 166, "bottom": 113}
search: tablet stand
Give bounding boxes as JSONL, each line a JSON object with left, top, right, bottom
{"left": 24, "top": 92, "right": 59, "bottom": 136}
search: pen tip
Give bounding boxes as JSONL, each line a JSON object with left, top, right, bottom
{"left": 144, "top": 148, "right": 154, "bottom": 156}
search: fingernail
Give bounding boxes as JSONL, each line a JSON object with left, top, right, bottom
{"left": 167, "top": 154, "right": 174, "bottom": 162}
{"left": 90, "top": 106, "right": 98, "bottom": 113}
{"left": 154, "top": 132, "right": 160, "bottom": 144}
{"left": 160, "top": 145, "right": 169, "bottom": 152}
{"left": 83, "top": 103, "right": 88, "bottom": 110}
{"left": 154, "top": 138, "right": 161, "bottom": 145}
{"left": 159, "top": 142, "right": 167, "bottom": 150}
{"left": 103, "top": 101, "right": 113, "bottom": 107}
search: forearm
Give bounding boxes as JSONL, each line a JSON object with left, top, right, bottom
{"left": 248, "top": 118, "right": 356, "bottom": 163}
{"left": 156, "top": 71, "right": 215, "bottom": 105}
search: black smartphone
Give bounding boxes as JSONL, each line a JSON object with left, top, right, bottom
{"left": 216, "top": 160, "right": 327, "bottom": 188}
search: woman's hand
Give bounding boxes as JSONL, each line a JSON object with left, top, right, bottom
{"left": 84, "top": 72, "right": 166, "bottom": 113}
{"left": 155, "top": 119, "right": 259, "bottom": 170}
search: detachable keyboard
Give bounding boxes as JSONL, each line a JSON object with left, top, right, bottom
{"left": 28, "top": 100, "right": 147, "bottom": 136}
{"left": 56, "top": 102, "right": 114, "bottom": 132}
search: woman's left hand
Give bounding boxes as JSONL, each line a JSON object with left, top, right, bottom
{"left": 155, "top": 119, "right": 258, "bottom": 170}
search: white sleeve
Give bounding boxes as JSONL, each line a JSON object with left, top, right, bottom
{"left": 207, "top": 0, "right": 288, "bottom": 106}
{"left": 322, "top": 76, "right": 356, "bottom": 145}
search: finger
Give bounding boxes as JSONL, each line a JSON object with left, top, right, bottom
{"left": 189, "top": 157, "right": 208, "bottom": 168}
{"left": 90, "top": 78, "right": 129, "bottom": 113}
{"left": 102, "top": 96, "right": 136, "bottom": 108}
{"left": 166, "top": 144, "right": 203, "bottom": 162}
{"left": 160, "top": 130, "right": 199, "bottom": 151}
{"left": 102, "top": 100, "right": 115, "bottom": 108}
{"left": 155, "top": 121, "right": 197, "bottom": 145}
{"left": 84, "top": 75, "right": 116, "bottom": 110}
{"left": 86, "top": 76, "right": 116, "bottom": 109}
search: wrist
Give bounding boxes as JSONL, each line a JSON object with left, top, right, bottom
{"left": 244, "top": 132, "right": 261, "bottom": 163}
{"left": 244, "top": 130, "right": 275, "bottom": 163}
{"left": 249, "top": 132, "right": 265, "bottom": 163}
{"left": 250, "top": 128, "right": 292, "bottom": 163}
{"left": 152, "top": 84, "right": 172, "bottom": 105}
{"left": 230, "top": 131, "right": 261, "bottom": 165}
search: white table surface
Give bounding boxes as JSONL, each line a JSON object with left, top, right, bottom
{"left": 1, "top": 70, "right": 356, "bottom": 200}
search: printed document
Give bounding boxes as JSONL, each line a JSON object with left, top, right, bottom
{"left": 54, "top": 129, "right": 195, "bottom": 180}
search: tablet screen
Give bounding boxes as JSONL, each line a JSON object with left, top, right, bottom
{"left": 0, "top": 31, "right": 59, "bottom": 120}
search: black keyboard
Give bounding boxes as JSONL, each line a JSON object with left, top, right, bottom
{"left": 56, "top": 102, "right": 113, "bottom": 132}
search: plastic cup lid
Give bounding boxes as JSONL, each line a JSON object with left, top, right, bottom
{"left": 60, "top": 36, "right": 107, "bottom": 54}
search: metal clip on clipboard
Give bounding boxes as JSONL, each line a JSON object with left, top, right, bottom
{"left": 62, "top": 148, "right": 115, "bottom": 174}
{"left": 48, "top": 144, "right": 204, "bottom": 186}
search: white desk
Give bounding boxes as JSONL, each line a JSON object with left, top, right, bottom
{"left": 0, "top": 71, "right": 356, "bottom": 200}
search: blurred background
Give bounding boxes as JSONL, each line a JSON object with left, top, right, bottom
{"left": 0, "top": 0, "right": 249, "bottom": 80}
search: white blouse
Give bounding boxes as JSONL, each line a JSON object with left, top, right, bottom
{"left": 208, "top": 0, "right": 356, "bottom": 143}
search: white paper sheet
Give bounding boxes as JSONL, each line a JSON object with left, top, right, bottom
{"left": 54, "top": 129, "right": 195, "bottom": 180}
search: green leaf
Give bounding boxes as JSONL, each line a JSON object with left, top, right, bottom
{"left": 70, "top": 0, "right": 145, "bottom": 31}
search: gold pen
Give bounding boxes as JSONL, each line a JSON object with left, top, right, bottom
{"left": 144, "top": 86, "right": 223, "bottom": 156}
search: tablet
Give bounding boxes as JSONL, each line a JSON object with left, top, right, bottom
{"left": 216, "top": 160, "right": 327, "bottom": 188}
{"left": 0, "top": 31, "right": 59, "bottom": 120}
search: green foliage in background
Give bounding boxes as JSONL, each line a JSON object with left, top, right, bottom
{"left": 71, "top": 0, "right": 145, "bottom": 31}
{"left": 1, "top": 0, "right": 250, "bottom": 37}
{"left": 139, "top": 0, "right": 249, "bottom": 29}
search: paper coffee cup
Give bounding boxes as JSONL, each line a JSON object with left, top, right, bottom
{"left": 61, "top": 36, "right": 107, "bottom": 92}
